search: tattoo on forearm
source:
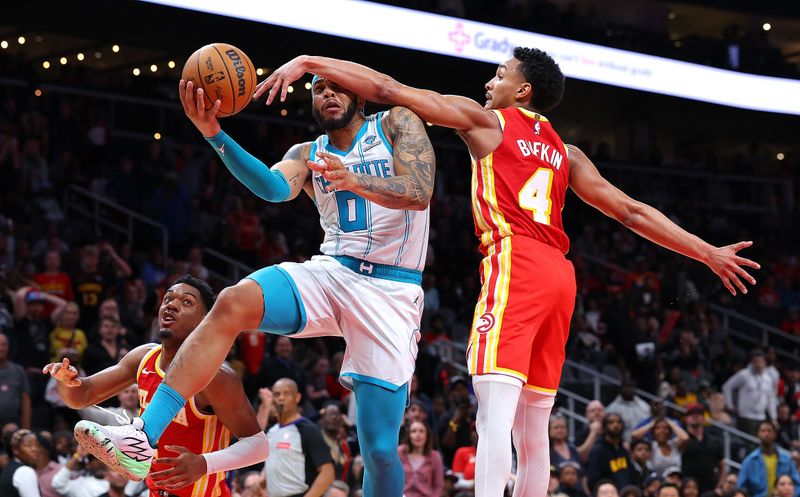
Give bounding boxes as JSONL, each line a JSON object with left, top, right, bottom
{"left": 358, "top": 107, "right": 434, "bottom": 209}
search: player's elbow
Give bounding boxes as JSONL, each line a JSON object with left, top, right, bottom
{"left": 376, "top": 78, "right": 408, "bottom": 106}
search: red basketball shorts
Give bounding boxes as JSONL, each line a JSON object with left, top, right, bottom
{"left": 466, "top": 236, "right": 576, "bottom": 395}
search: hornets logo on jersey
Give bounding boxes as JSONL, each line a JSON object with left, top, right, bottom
{"left": 309, "top": 112, "right": 430, "bottom": 271}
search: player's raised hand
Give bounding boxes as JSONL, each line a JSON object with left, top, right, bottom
{"left": 178, "top": 79, "right": 222, "bottom": 138}
{"left": 254, "top": 55, "right": 308, "bottom": 105}
{"left": 42, "top": 357, "right": 82, "bottom": 387}
{"left": 150, "top": 445, "right": 207, "bottom": 490}
{"left": 704, "top": 241, "right": 760, "bottom": 296}
{"left": 307, "top": 151, "right": 358, "bottom": 193}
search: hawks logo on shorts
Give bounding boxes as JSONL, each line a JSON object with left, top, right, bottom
{"left": 466, "top": 108, "right": 576, "bottom": 395}
{"left": 137, "top": 346, "right": 232, "bottom": 497}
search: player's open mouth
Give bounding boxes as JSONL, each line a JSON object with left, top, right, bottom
{"left": 323, "top": 101, "right": 342, "bottom": 112}
{"left": 161, "top": 313, "right": 176, "bottom": 326}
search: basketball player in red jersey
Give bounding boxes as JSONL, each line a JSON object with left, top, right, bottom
{"left": 42, "top": 275, "right": 268, "bottom": 496}
{"left": 255, "top": 48, "right": 760, "bottom": 497}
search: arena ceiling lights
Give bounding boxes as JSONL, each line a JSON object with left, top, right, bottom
{"left": 142, "top": 0, "right": 800, "bottom": 115}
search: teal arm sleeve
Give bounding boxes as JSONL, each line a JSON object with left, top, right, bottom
{"left": 205, "top": 130, "right": 291, "bottom": 202}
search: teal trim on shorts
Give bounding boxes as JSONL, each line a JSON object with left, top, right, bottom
{"left": 343, "top": 372, "right": 403, "bottom": 392}
{"left": 332, "top": 255, "right": 422, "bottom": 286}
{"left": 246, "top": 266, "right": 307, "bottom": 334}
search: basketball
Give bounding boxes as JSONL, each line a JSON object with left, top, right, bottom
{"left": 181, "top": 42, "right": 257, "bottom": 117}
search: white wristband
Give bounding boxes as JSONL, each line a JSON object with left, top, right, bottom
{"left": 202, "top": 431, "right": 269, "bottom": 474}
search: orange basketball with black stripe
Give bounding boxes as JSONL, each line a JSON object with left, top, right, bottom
{"left": 137, "top": 346, "right": 232, "bottom": 497}
{"left": 466, "top": 107, "right": 576, "bottom": 395}
{"left": 181, "top": 43, "right": 257, "bottom": 117}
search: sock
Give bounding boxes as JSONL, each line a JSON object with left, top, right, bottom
{"left": 473, "top": 374, "right": 522, "bottom": 497}
{"left": 511, "top": 388, "right": 555, "bottom": 497}
{"left": 140, "top": 382, "right": 186, "bottom": 446}
{"left": 353, "top": 379, "right": 406, "bottom": 497}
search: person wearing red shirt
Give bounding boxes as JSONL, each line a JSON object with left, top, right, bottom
{"left": 33, "top": 249, "right": 74, "bottom": 316}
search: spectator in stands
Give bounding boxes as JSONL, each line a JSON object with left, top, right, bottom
{"left": 81, "top": 317, "right": 128, "bottom": 375}
{"left": 681, "top": 403, "right": 726, "bottom": 493}
{"left": 775, "top": 403, "right": 797, "bottom": 450}
{"left": 607, "top": 379, "right": 651, "bottom": 441}
{"left": 323, "top": 480, "right": 349, "bottom": 497}
{"left": 319, "top": 403, "right": 353, "bottom": 483}
{"left": 576, "top": 400, "right": 605, "bottom": 460}
{"left": 722, "top": 349, "right": 777, "bottom": 436}
{"left": 737, "top": 420, "right": 800, "bottom": 497}
{"left": 263, "top": 378, "right": 334, "bottom": 497}
{"left": 98, "top": 471, "right": 127, "bottom": 497}
{"left": 0, "top": 428, "right": 41, "bottom": 497}
{"left": 587, "top": 413, "right": 633, "bottom": 491}
{"left": 775, "top": 475, "right": 796, "bottom": 497}
{"left": 33, "top": 250, "right": 73, "bottom": 306}
{"left": 778, "top": 364, "right": 800, "bottom": 417}
{"left": 33, "top": 433, "right": 60, "bottom": 497}
{"left": 247, "top": 336, "right": 306, "bottom": 400}
{"left": 662, "top": 466, "right": 683, "bottom": 486}
{"left": 51, "top": 445, "right": 109, "bottom": 497}
{"left": 550, "top": 413, "right": 583, "bottom": 474}
{"left": 305, "top": 356, "right": 333, "bottom": 412}
{"left": 629, "top": 439, "right": 652, "bottom": 487}
{"left": 656, "top": 483, "right": 680, "bottom": 497}
{"left": 399, "top": 420, "right": 444, "bottom": 497}
{"left": 557, "top": 461, "right": 588, "bottom": 497}
{"left": 718, "top": 472, "right": 739, "bottom": 497}
{"left": 595, "top": 479, "right": 621, "bottom": 497}
{"left": 642, "top": 472, "right": 662, "bottom": 497}
{"left": 450, "top": 421, "right": 477, "bottom": 491}
{"left": 48, "top": 303, "right": 87, "bottom": 363}
{"left": 0, "top": 333, "right": 30, "bottom": 428}
{"left": 681, "top": 478, "right": 700, "bottom": 497}
{"left": 71, "top": 245, "right": 109, "bottom": 331}
{"left": 437, "top": 377, "right": 475, "bottom": 467}
{"left": 630, "top": 417, "right": 688, "bottom": 477}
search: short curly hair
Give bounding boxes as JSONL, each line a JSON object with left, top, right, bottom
{"left": 512, "top": 47, "right": 565, "bottom": 112}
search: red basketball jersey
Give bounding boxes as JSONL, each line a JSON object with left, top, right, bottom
{"left": 471, "top": 107, "right": 570, "bottom": 254}
{"left": 137, "top": 346, "right": 232, "bottom": 497}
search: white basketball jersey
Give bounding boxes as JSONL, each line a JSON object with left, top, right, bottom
{"left": 309, "top": 112, "right": 429, "bottom": 271}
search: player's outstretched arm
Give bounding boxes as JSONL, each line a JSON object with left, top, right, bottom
{"left": 308, "top": 107, "right": 435, "bottom": 210}
{"left": 179, "top": 79, "right": 308, "bottom": 202}
{"left": 567, "top": 144, "right": 759, "bottom": 296}
{"left": 42, "top": 345, "right": 153, "bottom": 409}
{"left": 149, "top": 365, "right": 268, "bottom": 491}
{"left": 255, "top": 55, "right": 497, "bottom": 133}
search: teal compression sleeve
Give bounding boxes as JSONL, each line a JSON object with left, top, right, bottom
{"left": 205, "top": 130, "right": 291, "bottom": 202}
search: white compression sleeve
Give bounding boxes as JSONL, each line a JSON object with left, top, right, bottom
{"left": 473, "top": 374, "right": 523, "bottom": 497}
{"left": 511, "top": 388, "right": 555, "bottom": 497}
{"left": 202, "top": 431, "right": 269, "bottom": 474}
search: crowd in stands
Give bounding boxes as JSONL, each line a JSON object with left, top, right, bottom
{"left": 0, "top": 17, "right": 798, "bottom": 495}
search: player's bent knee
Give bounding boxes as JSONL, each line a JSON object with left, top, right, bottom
{"left": 364, "top": 444, "right": 397, "bottom": 468}
{"left": 212, "top": 283, "right": 263, "bottom": 329}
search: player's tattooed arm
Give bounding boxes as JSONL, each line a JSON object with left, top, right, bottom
{"left": 273, "top": 141, "right": 312, "bottom": 200}
{"left": 310, "top": 108, "right": 434, "bottom": 210}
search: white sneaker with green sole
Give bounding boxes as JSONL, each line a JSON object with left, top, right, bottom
{"left": 74, "top": 418, "right": 153, "bottom": 481}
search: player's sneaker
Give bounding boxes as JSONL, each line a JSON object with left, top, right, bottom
{"left": 74, "top": 416, "right": 153, "bottom": 481}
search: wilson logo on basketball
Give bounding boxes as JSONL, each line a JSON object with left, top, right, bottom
{"left": 225, "top": 49, "right": 248, "bottom": 97}
{"left": 476, "top": 312, "right": 495, "bottom": 333}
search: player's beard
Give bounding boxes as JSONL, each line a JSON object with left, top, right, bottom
{"left": 159, "top": 328, "right": 173, "bottom": 340}
{"left": 312, "top": 99, "right": 357, "bottom": 131}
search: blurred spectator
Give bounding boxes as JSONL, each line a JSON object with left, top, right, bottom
{"left": 595, "top": 480, "right": 621, "bottom": 497}
{"left": 0, "top": 333, "right": 30, "bottom": 428}
{"left": 450, "top": 422, "right": 477, "bottom": 491}
{"left": 33, "top": 250, "right": 74, "bottom": 307}
{"left": 398, "top": 420, "right": 444, "bottom": 497}
{"left": 51, "top": 445, "right": 109, "bottom": 497}
{"left": 305, "top": 356, "right": 333, "bottom": 412}
{"left": 662, "top": 466, "right": 682, "bottom": 486}
{"left": 82, "top": 317, "right": 128, "bottom": 375}
{"left": 722, "top": 349, "right": 777, "bottom": 436}
{"left": 775, "top": 474, "right": 796, "bottom": 497}
{"left": 629, "top": 439, "right": 652, "bottom": 487}
{"left": 247, "top": 336, "right": 306, "bottom": 400}
{"left": 437, "top": 377, "right": 475, "bottom": 466}
{"left": 630, "top": 417, "right": 688, "bottom": 477}
{"left": 0, "top": 428, "right": 41, "bottom": 497}
{"left": 34, "top": 433, "right": 62, "bottom": 497}
{"left": 71, "top": 246, "right": 109, "bottom": 331}
{"left": 587, "top": 413, "right": 633, "bottom": 491}
{"left": 556, "top": 461, "right": 588, "bottom": 497}
{"left": 681, "top": 403, "right": 726, "bottom": 493}
{"left": 318, "top": 403, "right": 353, "bottom": 483}
{"left": 323, "top": 480, "right": 349, "bottom": 497}
{"left": 263, "top": 378, "right": 334, "bottom": 497}
{"left": 737, "top": 421, "right": 800, "bottom": 497}
{"left": 607, "top": 380, "right": 651, "bottom": 441}
{"left": 776, "top": 403, "right": 798, "bottom": 450}
{"left": 681, "top": 478, "right": 700, "bottom": 497}
{"left": 656, "top": 483, "right": 679, "bottom": 497}
{"left": 97, "top": 471, "right": 128, "bottom": 497}
{"left": 575, "top": 400, "right": 605, "bottom": 460}
{"left": 550, "top": 414, "right": 583, "bottom": 474}
{"left": 48, "top": 303, "right": 87, "bottom": 363}
{"left": 718, "top": 472, "right": 739, "bottom": 497}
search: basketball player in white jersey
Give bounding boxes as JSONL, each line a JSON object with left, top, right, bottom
{"left": 74, "top": 76, "right": 435, "bottom": 497}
